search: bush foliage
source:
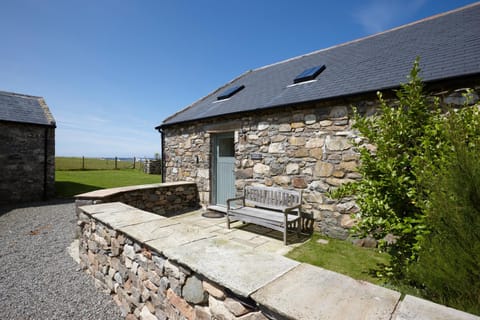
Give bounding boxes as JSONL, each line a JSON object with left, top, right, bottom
{"left": 332, "top": 59, "right": 440, "bottom": 277}
{"left": 408, "top": 98, "right": 480, "bottom": 314}
{"left": 331, "top": 58, "right": 480, "bottom": 314}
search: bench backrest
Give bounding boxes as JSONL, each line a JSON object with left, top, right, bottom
{"left": 244, "top": 186, "right": 301, "bottom": 211}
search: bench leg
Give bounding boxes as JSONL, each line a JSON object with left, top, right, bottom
{"left": 226, "top": 213, "right": 231, "bottom": 229}
{"left": 283, "top": 226, "right": 287, "bottom": 245}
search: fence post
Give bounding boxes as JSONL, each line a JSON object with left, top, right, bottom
{"left": 133, "top": 157, "right": 136, "bottom": 169}
{"left": 82, "top": 156, "right": 85, "bottom": 170}
{"left": 115, "top": 157, "right": 118, "bottom": 170}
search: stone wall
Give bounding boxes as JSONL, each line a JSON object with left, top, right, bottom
{"left": 78, "top": 202, "right": 479, "bottom": 320}
{"left": 234, "top": 104, "right": 366, "bottom": 239}
{"left": 162, "top": 86, "right": 480, "bottom": 239}
{"left": 0, "top": 121, "right": 55, "bottom": 204}
{"left": 163, "top": 101, "right": 372, "bottom": 239}
{"left": 144, "top": 160, "right": 162, "bottom": 175}
{"left": 163, "top": 127, "right": 212, "bottom": 205}
{"left": 75, "top": 182, "right": 200, "bottom": 217}
{"left": 78, "top": 212, "right": 269, "bottom": 319}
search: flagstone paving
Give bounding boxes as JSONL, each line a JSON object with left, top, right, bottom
{"left": 169, "top": 209, "right": 307, "bottom": 255}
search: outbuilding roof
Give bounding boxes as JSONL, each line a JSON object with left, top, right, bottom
{"left": 0, "top": 91, "right": 56, "bottom": 127}
{"left": 160, "top": 3, "right": 480, "bottom": 128}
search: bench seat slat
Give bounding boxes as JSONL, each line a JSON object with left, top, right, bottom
{"left": 229, "top": 207, "right": 300, "bottom": 224}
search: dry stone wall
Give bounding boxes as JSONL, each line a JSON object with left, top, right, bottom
{"left": 78, "top": 212, "right": 268, "bottom": 320}
{"left": 144, "top": 159, "right": 162, "bottom": 175}
{"left": 75, "top": 182, "right": 200, "bottom": 217}
{"left": 163, "top": 86, "right": 480, "bottom": 239}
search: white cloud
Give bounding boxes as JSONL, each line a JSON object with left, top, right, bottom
{"left": 353, "top": 0, "right": 427, "bottom": 34}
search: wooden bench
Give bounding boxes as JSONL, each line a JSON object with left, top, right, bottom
{"left": 227, "top": 186, "right": 302, "bottom": 245}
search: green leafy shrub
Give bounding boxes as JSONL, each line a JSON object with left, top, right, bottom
{"left": 332, "top": 59, "right": 441, "bottom": 278}
{"left": 331, "top": 58, "right": 480, "bottom": 313}
{"left": 408, "top": 98, "right": 480, "bottom": 315}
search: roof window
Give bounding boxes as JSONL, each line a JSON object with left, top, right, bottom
{"left": 293, "top": 65, "right": 326, "bottom": 83}
{"left": 217, "top": 85, "right": 245, "bottom": 100}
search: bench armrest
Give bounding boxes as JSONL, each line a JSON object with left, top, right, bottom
{"left": 283, "top": 204, "right": 302, "bottom": 215}
{"left": 227, "top": 197, "right": 245, "bottom": 210}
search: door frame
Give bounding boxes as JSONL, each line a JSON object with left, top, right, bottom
{"left": 211, "top": 131, "right": 236, "bottom": 206}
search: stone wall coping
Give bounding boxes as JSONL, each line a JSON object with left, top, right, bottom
{"left": 252, "top": 263, "right": 401, "bottom": 320}
{"left": 75, "top": 181, "right": 195, "bottom": 199}
{"left": 163, "top": 237, "right": 300, "bottom": 297}
{"left": 393, "top": 295, "right": 479, "bottom": 320}
{"left": 80, "top": 202, "right": 167, "bottom": 229}
{"left": 80, "top": 202, "right": 480, "bottom": 320}
{"left": 118, "top": 218, "right": 182, "bottom": 243}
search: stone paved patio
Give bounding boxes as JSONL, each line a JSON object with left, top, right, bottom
{"left": 169, "top": 209, "right": 309, "bottom": 255}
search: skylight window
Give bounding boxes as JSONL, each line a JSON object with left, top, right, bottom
{"left": 217, "top": 85, "right": 245, "bottom": 100}
{"left": 293, "top": 65, "right": 326, "bottom": 83}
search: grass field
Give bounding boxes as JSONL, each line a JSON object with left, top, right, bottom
{"left": 286, "top": 233, "right": 390, "bottom": 285}
{"left": 56, "top": 169, "right": 161, "bottom": 198}
{"left": 56, "top": 156, "right": 143, "bottom": 171}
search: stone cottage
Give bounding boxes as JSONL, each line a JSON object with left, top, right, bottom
{"left": 0, "top": 91, "right": 56, "bottom": 204}
{"left": 157, "top": 3, "right": 480, "bottom": 239}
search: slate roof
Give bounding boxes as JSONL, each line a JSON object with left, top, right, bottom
{"left": 0, "top": 91, "right": 56, "bottom": 127}
{"left": 159, "top": 3, "right": 480, "bottom": 128}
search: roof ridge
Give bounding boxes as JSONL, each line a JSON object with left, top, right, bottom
{"left": 254, "top": 1, "right": 480, "bottom": 72}
{"left": 0, "top": 90, "right": 43, "bottom": 99}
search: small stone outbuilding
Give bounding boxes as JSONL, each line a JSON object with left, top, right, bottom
{"left": 157, "top": 4, "right": 480, "bottom": 239}
{"left": 0, "top": 91, "right": 56, "bottom": 204}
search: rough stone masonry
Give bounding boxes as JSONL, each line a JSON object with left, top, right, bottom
{"left": 78, "top": 211, "right": 270, "bottom": 320}
{"left": 162, "top": 87, "right": 480, "bottom": 240}
{"left": 0, "top": 121, "right": 55, "bottom": 204}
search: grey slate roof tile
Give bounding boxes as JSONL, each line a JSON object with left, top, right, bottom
{"left": 0, "top": 91, "right": 55, "bottom": 127}
{"left": 161, "top": 3, "right": 480, "bottom": 127}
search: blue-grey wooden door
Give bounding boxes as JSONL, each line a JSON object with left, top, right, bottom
{"left": 213, "top": 132, "right": 236, "bottom": 206}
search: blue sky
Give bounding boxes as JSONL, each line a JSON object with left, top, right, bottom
{"left": 0, "top": 0, "right": 476, "bottom": 157}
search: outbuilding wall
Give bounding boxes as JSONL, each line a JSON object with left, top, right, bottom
{"left": 0, "top": 121, "right": 55, "bottom": 204}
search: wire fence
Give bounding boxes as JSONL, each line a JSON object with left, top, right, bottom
{"left": 56, "top": 157, "right": 149, "bottom": 171}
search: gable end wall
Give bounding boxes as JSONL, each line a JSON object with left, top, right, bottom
{"left": 0, "top": 122, "right": 55, "bottom": 204}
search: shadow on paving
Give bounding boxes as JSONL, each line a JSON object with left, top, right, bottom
{"left": 236, "top": 223, "right": 311, "bottom": 245}
{"left": 0, "top": 198, "right": 74, "bottom": 218}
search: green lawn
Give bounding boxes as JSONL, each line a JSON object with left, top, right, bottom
{"left": 55, "top": 169, "right": 161, "bottom": 198}
{"left": 286, "top": 233, "right": 435, "bottom": 306}
{"left": 286, "top": 233, "right": 390, "bottom": 285}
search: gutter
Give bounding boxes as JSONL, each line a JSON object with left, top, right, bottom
{"left": 43, "top": 127, "right": 49, "bottom": 200}
{"left": 157, "top": 127, "right": 166, "bottom": 183}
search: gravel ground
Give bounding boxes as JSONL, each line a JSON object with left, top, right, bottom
{"left": 0, "top": 200, "right": 122, "bottom": 320}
